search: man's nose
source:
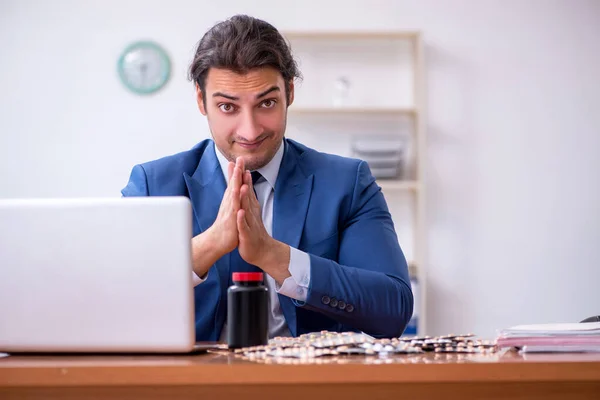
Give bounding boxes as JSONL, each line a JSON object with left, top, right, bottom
{"left": 237, "top": 110, "right": 263, "bottom": 142}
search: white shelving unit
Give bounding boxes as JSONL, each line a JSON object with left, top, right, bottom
{"left": 283, "top": 30, "right": 427, "bottom": 335}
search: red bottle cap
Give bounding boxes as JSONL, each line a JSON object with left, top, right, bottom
{"left": 232, "top": 272, "right": 264, "bottom": 282}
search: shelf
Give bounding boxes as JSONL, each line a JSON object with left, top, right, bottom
{"left": 283, "top": 31, "right": 420, "bottom": 40}
{"left": 289, "top": 107, "right": 417, "bottom": 115}
{"left": 377, "top": 180, "right": 419, "bottom": 191}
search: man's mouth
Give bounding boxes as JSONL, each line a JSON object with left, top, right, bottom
{"left": 236, "top": 138, "right": 266, "bottom": 150}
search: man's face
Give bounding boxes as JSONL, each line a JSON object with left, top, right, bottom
{"left": 197, "top": 66, "right": 294, "bottom": 171}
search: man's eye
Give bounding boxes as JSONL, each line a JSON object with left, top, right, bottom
{"left": 218, "top": 104, "right": 236, "bottom": 113}
{"left": 261, "top": 99, "right": 277, "bottom": 108}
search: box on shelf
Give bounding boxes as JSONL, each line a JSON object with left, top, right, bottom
{"left": 351, "top": 135, "right": 408, "bottom": 179}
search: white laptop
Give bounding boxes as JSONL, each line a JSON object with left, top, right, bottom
{"left": 0, "top": 197, "right": 198, "bottom": 354}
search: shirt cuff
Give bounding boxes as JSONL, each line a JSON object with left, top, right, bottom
{"left": 275, "top": 247, "right": 311, "bottom": 301}
{"left": 192, "top": 271, "right": 208, "bottom": 287}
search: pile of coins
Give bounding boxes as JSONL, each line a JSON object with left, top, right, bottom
{"left": 233, "top": 331, "right": 497, "bottom": 361}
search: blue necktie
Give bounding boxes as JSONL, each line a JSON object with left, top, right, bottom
{"left": 251, "top": 171, "right": 263, "bottom": 193}
{"left": 229, "top": 171, "right": 264, "bottom": 280}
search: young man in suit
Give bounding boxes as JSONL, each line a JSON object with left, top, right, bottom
{"left": 122, "top": 15, "right": 414, "bottom": 340}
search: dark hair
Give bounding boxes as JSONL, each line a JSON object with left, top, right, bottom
{"left": 188, "top": 15, "right": 302, "bottom": 104}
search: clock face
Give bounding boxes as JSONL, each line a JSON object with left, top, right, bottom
{"left": 117, "top": 41, "right": 171, "bottom": 95}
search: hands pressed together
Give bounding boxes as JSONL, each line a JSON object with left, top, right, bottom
{"left": 191, "top": 157, "right": 291, "bottom": 284}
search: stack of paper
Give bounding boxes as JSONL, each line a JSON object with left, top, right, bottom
{"left": 497, "top": 322, "right": 600, "bottom": 353}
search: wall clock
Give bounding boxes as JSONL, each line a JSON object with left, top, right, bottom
{"left": 117, "top": 41, "right": 171, "bottom": 95}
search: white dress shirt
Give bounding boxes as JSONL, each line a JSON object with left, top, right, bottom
{"left": 193, "top": 141, "right": 311, "bottom": 338}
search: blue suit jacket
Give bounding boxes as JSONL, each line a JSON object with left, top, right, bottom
{"left": 122, "top": 138, "right": 413, "bottom": 339}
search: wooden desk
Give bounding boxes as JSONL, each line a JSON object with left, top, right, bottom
{"left": 1, "top": 350, "right": 599, "bottom": 399}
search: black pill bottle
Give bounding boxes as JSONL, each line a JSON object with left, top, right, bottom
{"left": 227, "top": 272, "right": 268, "bottom": 349}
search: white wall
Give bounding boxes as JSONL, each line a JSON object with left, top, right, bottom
{"left": 1, "top": 0, "right": 599, "bottom": 338}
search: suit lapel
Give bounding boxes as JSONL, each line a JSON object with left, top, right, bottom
{"left": 273, "top": 140, "right": 314, "bottom": 336}
{"left": 183, "top": 141, "right": 226, "bottom": 233}
{"left": 183, "top": 141, "right": 230, "bottom": 338}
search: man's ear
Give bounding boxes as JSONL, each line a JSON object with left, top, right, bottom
{"left": 287, "top": 80, "right": 295, "bottom": 106}
{"left": 196, "top": 83, "right": 207, "bottom": 116}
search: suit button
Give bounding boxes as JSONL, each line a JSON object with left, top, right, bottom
{"left": 346, "top": 304, "right": 354, "bottom": 313}
{"left": 321, "top": 296, "right": 330, "bottom": 305}
{"left": 337, "top": 300, "right": 346, "bottom": 310}
{"left": 330, "top": 298, "right": 338, "bottom": 308}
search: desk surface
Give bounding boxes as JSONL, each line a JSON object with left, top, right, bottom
{"left": 2, "top": 350, "right": 600, "bottom": 400}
